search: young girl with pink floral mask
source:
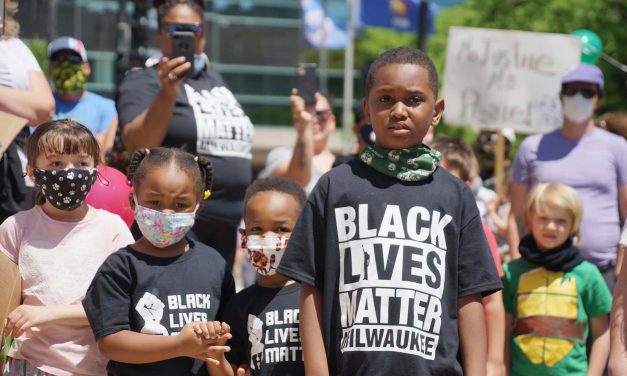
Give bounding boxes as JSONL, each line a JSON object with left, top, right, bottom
{"left": 82, "top": 147, "right": 235, "bottom": 376}
{"left": 222, "top": 177, "right": 307, "bottom": 375}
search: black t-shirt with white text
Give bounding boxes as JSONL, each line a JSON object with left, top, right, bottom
{"left": 116, "top": 67, "right": 254, "bottom": 226}
{"left": 83, "top": 238, "right": 235, "bottom": 376}
{"left": 223, "top": 283, "right": 304, "bottom": 376}
{"left": 277, "top": 159, "right": 502, "bottom": 375}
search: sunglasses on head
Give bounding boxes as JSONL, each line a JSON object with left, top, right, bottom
{"left": 50, "top": 54, "right": 83, "bottom": 64}
{"left": 562, "top": 87, "right": 598, "bottom": 99}
{"left": 164, "top": 23, "right": 204, "bottom": 36}
{"left": 315, "top": 109, "right": 332, "bottom": 122}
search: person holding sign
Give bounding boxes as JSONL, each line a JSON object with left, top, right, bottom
{"left": 277, "top": 47, "right": 502, "bottom": 376}
{"left": 508, "top": 63, "right": 627, "bottom": 291}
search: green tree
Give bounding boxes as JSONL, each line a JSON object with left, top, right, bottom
{"left": 431, "top": 0, "right": 627, "bottom": 112}
{"left": 310, "top": 0, "right": 627, "bottom": 140}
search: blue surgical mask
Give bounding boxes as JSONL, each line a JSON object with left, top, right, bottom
{"left": 193, "top": 53, "right": 207, "bottom": 76}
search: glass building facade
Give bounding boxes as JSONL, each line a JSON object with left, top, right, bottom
{"left": 16, "top": 0, "right": 352, "bottom": 128}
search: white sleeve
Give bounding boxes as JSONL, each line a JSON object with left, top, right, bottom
{"left": 257, "top": 146, "right": 294, "bottom": 179}
{"left": 9, "top": 38, "right": 42, "bottom": 72}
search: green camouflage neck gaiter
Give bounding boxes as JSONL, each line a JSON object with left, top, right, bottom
{"left": 51, "top": 61, "right": 86, "bottom": 95}
{"left": 359, "top": 144, "right": 442, "bottom": 182}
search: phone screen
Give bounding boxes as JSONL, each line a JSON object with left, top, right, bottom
{"left": 296, "top": 63, "right": 317, "bottom": 105}
{"left": 171, "top": 31, "right": 195, "bottom": 78}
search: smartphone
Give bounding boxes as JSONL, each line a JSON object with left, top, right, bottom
{"left": 296, "top": 63, "right": 317, "bottom": 105}
{"left": 171, "top": 31, "right": 195, "bottom": 79}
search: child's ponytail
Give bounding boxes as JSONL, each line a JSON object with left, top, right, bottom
{"left": 127, "top": 148, "right": 150, "bottom": 183}
{"left": 126, "top": 147, "right": 212, "bottom": 201}
{"left": 194, "top": 155, "right": 213, "bottom": 200}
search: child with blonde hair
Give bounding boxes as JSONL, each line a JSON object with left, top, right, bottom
{"left": 503, "top": 183, "right": 611, "bottom": 376}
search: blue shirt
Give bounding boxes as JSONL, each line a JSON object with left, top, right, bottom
{"left": 54, "top": 91, "right": 116, "bottom": 134}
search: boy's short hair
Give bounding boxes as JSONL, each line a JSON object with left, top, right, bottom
{"left": 525, "top": 183, "right": 582, "bottom": 238}
{"left": 431, "top": 136, "right": 473, "bottom": 182}
{"left": 244, "top": 177, "right": 307, "bottom": 213}
{"left": 365, "top": 46, "right": 439, "bottom": 98}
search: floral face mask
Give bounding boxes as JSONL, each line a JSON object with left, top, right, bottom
{"left": 242, "top": 235, "right": 289, "bottom": 276}
{"left": 134, "top": 196, "right": 198, "bottom": 248}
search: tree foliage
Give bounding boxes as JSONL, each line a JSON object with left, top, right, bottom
{"left": 316, "top": 0, "right": 627, "bottom": 140}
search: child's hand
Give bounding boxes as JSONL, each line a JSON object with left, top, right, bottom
{"left": 178, "top": 321, "right": 232, "bottom": 364}
{"left": 203, "top": 322, "right": 232, "bottom": 366}
{"left": 3, "top": 305, "right": 53, "bottom": 337}
{"left": 487, "top": 360, "right": 505, "bottom": 376}
{"left": 236, "top": 363, "right": 252, "bottom": 376}
{"left": 177, "top": 321, "right": 226, "bottom": 361}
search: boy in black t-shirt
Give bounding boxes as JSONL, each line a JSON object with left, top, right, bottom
{"left": 224, "top": 177, "right": 307, "bottom": 376}
{"left": 276, "top": 47, "right": 502, "bottom": 375}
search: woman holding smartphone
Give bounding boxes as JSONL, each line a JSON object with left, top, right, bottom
{"left": 116, "top": 0, "right": 254, "bottom": 269}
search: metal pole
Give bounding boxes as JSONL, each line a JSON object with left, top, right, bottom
{"left": 48, "top": 0, "right": 59, "bottom": 40}
{"left": 342, "top": 0, "right": 357, "bottom": 155}
{"left": 417, "top": 0, "right": 429, "bottom": 51}
{"left": 319, "top": 0, "right": 328, "bottom": 91}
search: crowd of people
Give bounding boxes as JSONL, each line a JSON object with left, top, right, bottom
{"left": 1, "top": 0, "right": 627, "bottom": 376}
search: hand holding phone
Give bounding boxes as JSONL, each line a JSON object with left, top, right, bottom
{"left": 296, "top": 63, "right": 317, "bottom": 105}
{"left": 171, "top": 31, "right": 195, "bottom": 79}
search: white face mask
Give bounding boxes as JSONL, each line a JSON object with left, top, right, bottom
{"left": 242, "top": 235, "right": 289, "bottom": 276}
{"left": 562, "top": 93, "right": 595, "bottom": 124}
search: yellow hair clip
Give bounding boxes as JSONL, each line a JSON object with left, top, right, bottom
{"left": 203, "top": 189, "right": 211, "bottom": 200}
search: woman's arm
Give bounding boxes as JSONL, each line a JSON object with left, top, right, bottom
{"left": 3, "top": 304, "right": 88, "bottom": 337}
{"left": 459, "top": 293, "right": 488, "bottom": 376}
{"left": 100, "top": 116, "right": 119, "bottom": 156}
{"left": 0, "top": 71, "right": 54, "bottom": 124}
{"left": 121, "top": 57, "right": 190, "bottom": 152}
{"left": 300, "top": 283, "right": 329, "bottom": 376}
{"left": 587, "top": 314, "right": 609, "bottom": 376}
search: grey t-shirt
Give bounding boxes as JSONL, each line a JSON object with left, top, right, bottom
{"left": 277, "top": 159, "right": 502, "bottom": 375}
{"left": 512, "top": 128, "right": 627, "bottom": 265}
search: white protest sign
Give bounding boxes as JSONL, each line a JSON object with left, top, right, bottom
{"left": 442, "top": 27, "right": 581, "bottom": 134}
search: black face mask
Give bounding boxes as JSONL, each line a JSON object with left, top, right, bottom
{"left": 34, "top": 168, "right": 98, "bottom": 211}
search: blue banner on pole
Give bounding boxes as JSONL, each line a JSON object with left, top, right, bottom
{"left": 359, "top": 0, "right": 437, "bottom": 34}
{"left": 302, "top": 0, "right": 349, "bottom": 49}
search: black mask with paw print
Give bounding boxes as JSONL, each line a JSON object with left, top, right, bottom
{"left": 33, "top": 168, "right": 98, "bottom": 211}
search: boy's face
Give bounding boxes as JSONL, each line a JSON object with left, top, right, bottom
{"left": 527, "top": 203, "right": 573, "bottom": 252}
{"left": 364, "top": 63, "right": 444, "bottom": 149}
{"left": 242, "top": 191, "right": 300, "bottom": 238}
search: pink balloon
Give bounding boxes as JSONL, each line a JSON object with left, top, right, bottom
{"left": 86, "top": 166, "right": 134, "bottom": 228}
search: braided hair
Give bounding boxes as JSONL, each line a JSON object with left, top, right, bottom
{"left": 154, "top": 0, "right": 204, "bottom": 26}
{"left": 127, "top": 147, "right": 213, "bottom": 200}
